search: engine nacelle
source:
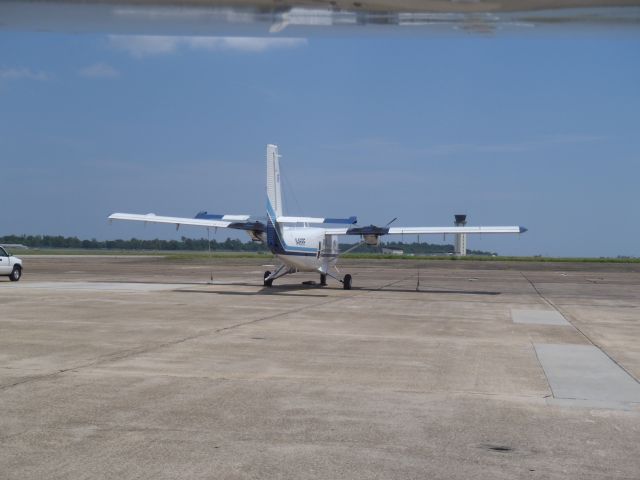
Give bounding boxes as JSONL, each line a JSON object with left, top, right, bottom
{"left": 246, "top": 230, "right": 266, "bottom": 243}
{"left": 363, "top": 234, "right": 381, "bottom": 246}
{"left": 346, "top": 225, "right": 390, "bottom": 247}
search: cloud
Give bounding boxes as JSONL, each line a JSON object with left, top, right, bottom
{"left": 108, "top": 35, "right": 178, "bottom": 57}
{"left": 79, "top": 62, "right": 120, "bottom": 79}
{"left": 0, "top": 68, "right": 49, "bottom": 81}
{"left": 186, "top": 36, "right": 307, "bottom": 52}
{"left": 108, "top": 35, "right": 307, "bottom": 57}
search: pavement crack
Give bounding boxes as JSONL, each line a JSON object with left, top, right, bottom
{"left": 0, "top": 295, "right": 349, "bottom": 392}
{"left": 530, "top": 339, "right": 555, "bottom": 399}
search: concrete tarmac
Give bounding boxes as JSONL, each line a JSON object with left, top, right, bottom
{"left": 1, "top": 255, "right": 639, "bottom": 479}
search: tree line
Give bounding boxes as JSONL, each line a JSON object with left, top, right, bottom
{"left": 0, "top": 235, "right": 265, "bottom": 252}
{"left": 0, "top": 234, "right": 494, "bottom": 255}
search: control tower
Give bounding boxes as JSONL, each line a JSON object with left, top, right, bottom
{"left": 454, "top": 214, "right": 467, "bottom": 256}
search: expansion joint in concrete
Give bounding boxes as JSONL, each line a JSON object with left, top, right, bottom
{"left": 519, "top": 271, "right": 640, "bottom": 387}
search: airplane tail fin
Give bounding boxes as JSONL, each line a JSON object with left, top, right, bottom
{"left": 266, "top": 144, "right": 283, "bottom": 218}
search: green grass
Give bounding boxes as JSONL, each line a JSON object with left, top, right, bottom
{"left": 12, "top": 248, "right": 270, "bottom": 260}
{"left": 14, "top": 248, "right": 168, "bottom": 256}
{"left": 162, "top": 252, "right": 270, "bottom": 261}
{"left": 9, "top": 248, "right": 638, "bottom": 263}
{"left": 341, "top": 253, "right": 640, "bottom": 263}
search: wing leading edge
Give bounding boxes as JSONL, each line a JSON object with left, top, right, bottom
{"left": 323, "top": 225, "right": 527, "bottom": 235}
{"left": 108, "top": 212, "right": 266, "bottom": 234}
{"left": 388, "top": 226, "right": 527, "bottom": 235}
{"left": 108, "top": 213, "right": 232, "bottom": 229}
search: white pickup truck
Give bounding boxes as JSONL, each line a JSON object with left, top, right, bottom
{"left": 0, "top": 246, "right": 22, "bottom": 281}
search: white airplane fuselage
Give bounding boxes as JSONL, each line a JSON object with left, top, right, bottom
{"left": 270, "top": 226, "right": 340, "bottom": 273}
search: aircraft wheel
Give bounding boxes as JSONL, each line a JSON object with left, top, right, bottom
{"left": 320, "top": 273, "right": 327, "bottom": 286}
{"left": 9, "top": 266, "right": 22, "bottom": 282}
{"left": 343, "top": 274, "right": 352, "bottom": 290}
{"left": 263, "top": 270, "right": 273, "bottom": 287}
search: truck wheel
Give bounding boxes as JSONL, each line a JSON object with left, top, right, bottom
{"left": 9, "top": 266, "right": 22, "bottom": 282}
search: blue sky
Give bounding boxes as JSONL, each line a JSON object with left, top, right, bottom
{"left": 1, "top": 30, "right": 639, "bottom": 256}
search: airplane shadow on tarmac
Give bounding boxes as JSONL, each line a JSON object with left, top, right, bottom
{"left": 100, "top": 279, "right": 501, "bottom": 296}
{"left": 173, "top": 282, "right": 501, "bottom": 296}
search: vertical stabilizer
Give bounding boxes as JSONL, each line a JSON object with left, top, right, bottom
{"left": 266, "top": 144, "right": 283, "bottom": 217}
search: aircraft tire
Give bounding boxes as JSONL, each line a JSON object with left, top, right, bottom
{"left": 9, "top": 266, "right": 22, "bottom": 282}
{"left": 320, "top": 273, "right": 327, "bottom": 286}
{"left": 343, "top": 274, "right": 352, "bottom": 290}
{"left": 263, "top": 270, "right": 273, "bottom": 287}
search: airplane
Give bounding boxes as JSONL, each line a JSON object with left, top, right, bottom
{"left": 109, "top": 144, "right": 527, "bottom": 289}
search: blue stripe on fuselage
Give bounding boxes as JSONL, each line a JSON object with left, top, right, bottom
{"left": 266, "top": 200, "right": 317, "bottom": 254}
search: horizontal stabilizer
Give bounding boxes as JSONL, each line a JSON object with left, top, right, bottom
{"left": 277, "top": 216, "right": 357, "bottom": 225}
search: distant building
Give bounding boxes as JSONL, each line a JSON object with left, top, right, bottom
{"left": 382, "top": 248, "right": 404, "bottom": 255}
{"left": 454, "top": 214, "right": 467, "bottom": 256}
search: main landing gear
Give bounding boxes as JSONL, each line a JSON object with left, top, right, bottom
{"left": 264, "top": 269, "right": 352, "bottom": 289}
{"left": 322, "top": 272, "right": 352, "bottom": 290}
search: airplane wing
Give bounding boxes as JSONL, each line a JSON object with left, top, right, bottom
{"left": 323, "top": 225, "right": 526, "bottom": 236}
{"left": 109, "top": 212, "right": 237, "bottom": 228}
{"left": 387, "top": 226, "right": 526, "bottom": 235}
{"left": 108, "top": 212, "right": 266, "bottom": 236}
